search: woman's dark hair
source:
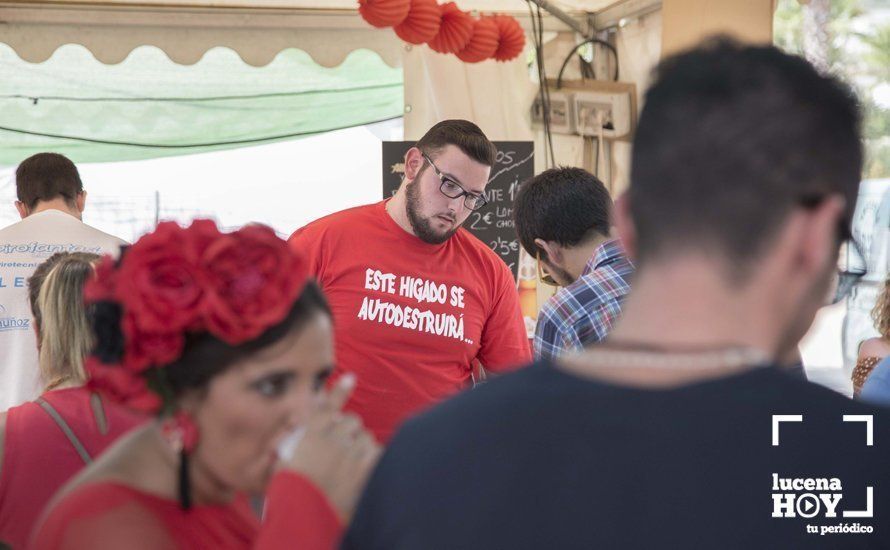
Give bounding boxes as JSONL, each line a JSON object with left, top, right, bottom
{"left": 91, "top": 280, "right": 331, "bottom": 399}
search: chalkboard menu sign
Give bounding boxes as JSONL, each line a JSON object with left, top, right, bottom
{"left": 382, "top": 141, "right": 534, "bottom": 280}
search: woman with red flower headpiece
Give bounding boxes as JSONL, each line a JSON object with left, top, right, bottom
{"left": 0, "top": 253, "right": 144, "bottom": 550}
{"left": 29, "top": 220, "right": 380, "bottom": 550}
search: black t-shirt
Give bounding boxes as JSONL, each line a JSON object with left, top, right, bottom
{"left": 343, "top": 361, "right": 890, "bottom": 549}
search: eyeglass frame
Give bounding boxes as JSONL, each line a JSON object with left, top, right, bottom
{"left": 833, "top": 235, "right": 867, "bottom": 305}
{"left": 420, "top": 152, "right": 489, "bottom": 212}
{"left": 536, "top": 250, "right": 559, "bottom": 287}
{"left": 798, "top": 193, "right": 866, "bottom": 304}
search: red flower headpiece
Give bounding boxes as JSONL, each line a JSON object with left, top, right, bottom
{"left": 84, "top": 219, "right": 309, "bottom": 414}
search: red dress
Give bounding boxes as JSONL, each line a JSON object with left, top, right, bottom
{"left": 0, "top": 387, "right": 144, "bottom": 549}
{"left": 29, "top": 470, "right": 341, "bottom": 550}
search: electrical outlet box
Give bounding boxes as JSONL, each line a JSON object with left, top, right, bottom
{"left": 531, "top": 90, "right": 576, "bottom": 135}
{"left": 547, "top": 79, "right": 637, "bottom": 141}
{"left": 574, "top": 89, "right": 632, "bottom": 139}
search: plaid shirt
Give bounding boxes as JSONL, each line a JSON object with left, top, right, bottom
{"left": 534, "top": 239, "right": 633, "bottom": 360}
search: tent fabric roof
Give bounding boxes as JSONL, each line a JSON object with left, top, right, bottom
{"left": 0, "top": 0, "right": 629, "bottom": 68}
{"left": 0, "top": 44, "right": 404, "bottom": 163}
{"left": 34, "top": 0, "right": 611, "bottom": 14}
{"left": 1, "top": 2, "right": 405, "bottom": 68}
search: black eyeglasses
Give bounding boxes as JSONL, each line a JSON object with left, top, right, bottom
{"left": 799, "top": 193, "right": 867, "bottom": 304}
{"left": 421, "top": 152, "right": 488, "bottom": 211}
{"left": 536, "top": 250, "right": 559, "bottom": 287}
{"left": 834, "top": 236, "right": 867, "bottom": 304}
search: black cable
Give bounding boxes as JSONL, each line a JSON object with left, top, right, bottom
{"left": 556, "top": 38, "right": 620, "bottom": 89}
{"left": 526, "top": 0, "right": 555, "bottom": 168}
{"left": 594, "top": 136, "right": 599, "bottom": 176}
{"left": 1, "top": 82, "right": 401, "bottom": 105}
{"left": 526, "top": 0, "right": 544, "bottom": 164}
{"left": 0, "top": 115, "right": 402, "bottom": 149}
{"left": 538, "top": 5, "right": 556, "bottom": 167}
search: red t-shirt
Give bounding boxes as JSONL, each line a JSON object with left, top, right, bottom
{"left": 289, "top": 201, "right": 530, "bottom": 442}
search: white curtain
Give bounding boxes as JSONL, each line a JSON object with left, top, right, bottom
{"left": 611, "top": 9, "right": 663, "bottom": 195}
{"left": 402, "top": 45, "right": 537, "bottom": 141}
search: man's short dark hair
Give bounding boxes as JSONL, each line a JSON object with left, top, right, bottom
{"left": 629, "top": 38, "right": 862, "bottom": 274}
{"left": 415, "top": 120, "right": 497, "bottom": 167}
{"left": 513, "top": 167, "right": 612, "bottom": 259}
{"left": 16, "top": 152, "right": 84, "bottom": 210}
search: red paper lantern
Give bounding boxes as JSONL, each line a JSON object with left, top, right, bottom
{"left": 395, "top": 0, "right": 442, "bottom": 45}
{"left": 358, "top": 0, "right": 411, "bottom": 28}
{"left": 427, "top": 2, "right": 474, "bottom": 55}
{"left": 490, "top": 14, "right": 526, "bottom": 62}
{"left": 456, "top": 16, "right": 500, "bottom": 63}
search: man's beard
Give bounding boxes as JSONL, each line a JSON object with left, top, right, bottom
{"left": 405, "top": 179, "right": 460, "bottom": 245}
{"left": 542, "top": 260, "right": 575, "bottom": 287}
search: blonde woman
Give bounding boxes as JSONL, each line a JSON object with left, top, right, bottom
{"left": 32, "top": 253, "right": 97, "bottom": 391}
{"left": 0, "top": 252, "right": 143, "bottom": 549}
{"left": 854, "top": 277, "right": 890, "bottom": 395}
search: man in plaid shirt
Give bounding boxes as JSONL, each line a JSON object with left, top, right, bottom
{"left": 513, "top": 167, "right": 634, "bottom": 359}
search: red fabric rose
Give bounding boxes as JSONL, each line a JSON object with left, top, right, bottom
{"left": 83, "top": 219, "right": 313, "bottom": 416}
{"left": 86, "top": 358, "right": 162, "bottom": 414}
{"left": 201, "top": 224, "right": 307, "bottom": 345}
{"left": 122, "top": 312, "right": 185, "bottom": 372}
{"left": 183, "top": 219, "right": 224, "bottom": 263}
{"left": 116, "top": 222, "right": 208, "bottom": 334}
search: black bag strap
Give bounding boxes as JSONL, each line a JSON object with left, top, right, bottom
{"left": 36, "top": 397, "right": 93, "bottom": 465}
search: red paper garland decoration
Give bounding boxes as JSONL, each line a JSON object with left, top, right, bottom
{"left": 427, "top": 2, "right": 474, "bottom": 54}
{"left": 395, "top": 0, "right": 443, "bottom": 45}
{"left": 358, "top": 0, "right": 411, "bottom": 28}
{"left": 490, "top": 14, "right": 526, "bottom": 62}
{"left": 456, "top": 16, "right": 500, "bottom": 63}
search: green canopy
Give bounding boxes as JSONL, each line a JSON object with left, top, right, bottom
{"left": 0, "top": 44, "right": 403, "bottom": 164}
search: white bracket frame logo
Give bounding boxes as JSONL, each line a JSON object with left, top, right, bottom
{"left": 771, "top": 414, "right": 874, "bottom": 518}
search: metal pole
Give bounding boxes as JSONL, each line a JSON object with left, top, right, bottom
{"left": 526, "top": 0, "right": 591, "bottom": 38}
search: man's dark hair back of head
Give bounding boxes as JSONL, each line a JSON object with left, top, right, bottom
{"left": 16, "top": 152, "right": 84, "bottom": 210}
{"left": 415, "top": 119, "right": 497, "bottom": 166}
{"left": 629, "top": 38, "right": 862, "bottom": 273}
{"left": 513, "top": 167, "right": 612, "bottom": 258}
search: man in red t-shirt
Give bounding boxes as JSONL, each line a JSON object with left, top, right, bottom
{"left": 289, "top": 120, "right": 531, "bottom": 442}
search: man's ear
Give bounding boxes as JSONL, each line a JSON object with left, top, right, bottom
{"left": 613, "top": 192, "right": 637, "bottom": 261}
{"left": 76, "top": 190, "right": 87, "bottom": 213}
{"left": 403, "top": 147, "right": 426, "bottom": 183}
{"left": 534, "top": 238, "right": 564, "bottom": 267}
{"left": 15, "top": 201, "right": 28, "bottom": 219}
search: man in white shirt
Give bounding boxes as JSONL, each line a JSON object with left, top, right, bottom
{"left": 0, "top": 153, "right": 126, "bottom": 411}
